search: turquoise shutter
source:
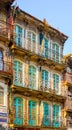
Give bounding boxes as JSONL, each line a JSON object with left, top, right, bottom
{"left": 43, "top": 103, "right": 50, "bottom": 126}
{"left": 29, "top": 100, "right": 37, "bottom": 126}
{"left": 53, "top": 43, "right": 60, "bottom": 62}
{"left": 14, "top": 97, "right": 23, "bottom": 125}
{"left": 0, "top": 50, "right": 3, "bottom": 70}
{"left": 42, "top": 70, "right": 50, "bottom": 90}
{"left": 53, "top": 104, "right": 60, "bottom": 127}
{"left": 29, "top": 66, "right": 36, "bottom": 89}
{"left": 44, "top": 38, "right": 50, "bottom": 58}
{"left": 53, "top": 74, "right": 59, "bottom": 93}
{"left": 14, "top": 61, "right": 23, "bottom": 86}
{"left": 16, "top": 25, "right": 22, "bottom": 47}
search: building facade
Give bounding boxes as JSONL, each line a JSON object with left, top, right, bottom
{"left": 0, "top": 1, "right": 68, "bottom": 130}
{"left": 0, "top": 0, "right": 14, "bottom": 129}
{"left": 63, "top": 55, "right": 72, "bottom": 130}
{"left": 9, "top": 8, "right": 68, "bottom": 130}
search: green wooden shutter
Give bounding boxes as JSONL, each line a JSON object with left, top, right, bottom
{"left": 14, "top": 60, "right": 23, "bottom": 86}
{"left": 29, "top": 66, "right": 36, "bottom": 89}
{"left": 14, "top": 97, "right": 23, "bottom": 125}
{"left": 29, "top": 100, "right": 37, "bottom": 126}
{"left": 53, "top": 43, "right": 60, "bottom": 62}
{"left": 16, "top": 25, "right": 22, "bottom": 47}
{"left": 53, "top": 104, "right": 60, "bottom": 127}
{"left": 43, "top": 103, "right": 50, "bottom": 126}
{"left": 42, "top": 70, "right": 50, "bottom": 90}
{"left": 53, "top": 74, "right": 59, "bottom": 93}
{"left": 0, "top": 50, "right": 3, "bottom": 70}
{"left": 44, "top": 38, "right": 50, "bottom": 58}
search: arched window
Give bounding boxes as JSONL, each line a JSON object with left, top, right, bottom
{"left": 13, "top": 60, "right": 23, "bottom": 86}
{"left": 43, "top": 102, "right": 50, "bottom": 126}
{"left": 0, "top": 50, "right": 3, "bottom": 70}
{"left": 14, "top": 97, "right": 23, "bottom": 125}
{"left": 29, "top": 100, "right": 37, "bottom": 126}
{"left": 0, "top": 87, "right": 4, "bottom": 105}
{"left": 42, "top": 70, "right": 50, "bottom": 90}
{"left": 53, "top": 43, "right": 60, "bottom": 63}
{"left": 29, "top": 65, "right": 36, "bottom": 89}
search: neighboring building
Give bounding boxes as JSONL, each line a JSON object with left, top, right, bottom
{"left": 9, "top": 8, "right": 68, "bottom": 130}
{"left": 0, "top": 0, "right": 14, "bottom": 129}
{"left": 63, "top": 55, "right": 72, "bottom": 130}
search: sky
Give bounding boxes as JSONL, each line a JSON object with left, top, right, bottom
{"left": 14, "top": 0, "right": 72, "bottom": 55}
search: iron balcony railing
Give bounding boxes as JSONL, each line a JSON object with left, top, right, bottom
{"left": 14, "top": 36, "right": 63, "bottom": 63}
{"left": 14, "top": 114, "right": 66, "bottom": 127}
{"left": 0, "top": 60, "right": 13, "bottom": 75}
{"left": 14, "top": 78, "right": 66, "bottom": 97}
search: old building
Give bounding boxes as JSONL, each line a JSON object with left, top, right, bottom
{"left": 0, "top": 1, "right": 69, "bottom": 130}
{"left": 0, "top": 0, "right": 14, "bottom": 129}
{"left": 63, "top": 55, "right": 72, "bottom": 130}
{"left": 8, "top": 7, "right": 68, "bottom": 130}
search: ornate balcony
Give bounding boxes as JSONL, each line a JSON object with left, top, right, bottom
{"left": 13, "top": 113, "right": 66, "bottom": 128}
{"left": 0, "top": 60, "right": 13, "bottom": 78}
{"left": 12, "top": 37, "right": 64, "bottom": 70}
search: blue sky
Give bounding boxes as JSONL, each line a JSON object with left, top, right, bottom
{"left": 15, "top": 0, "right": 72, "bottom": 55}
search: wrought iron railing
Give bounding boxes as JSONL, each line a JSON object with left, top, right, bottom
{"left": 0, "top": 60, "right": 13, "bottom": 75}
{"left": 14, "top": 36, "right": 63, "bottom": 63}
{"left": 14, "top": 114, "right": 66, "bottom": 127}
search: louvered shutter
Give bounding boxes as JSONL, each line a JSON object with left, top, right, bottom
{"left": 0, "top": 50, "right": 3, "bottom": 70}
{"left": 29, "top": 66, "right": 36, "bottom": 89}
{"left": 53, "top": 104, "right": 60, "bottom": 127}
{"left": 43, "top": 103, "right": 50, "bottom": 126}
{"left": 14, "top": 61, "right": 23, "bottom": 86}
{"left": 14, "top": 98, "right": 23, "bottom": 125}
{"left": 44, "top": 38, "right": 50, "bottom": 58}
{"left": 53, "top": 74, "right": 59, "bottom": 93}
{"left": 42, "top": 70, "right": 50, "bottom": 90}
{"left": 29, "top": 100, "right": 37, "bottom": 126}
{"left": 16, "top": 25, "right": 22, "bottom": 47}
